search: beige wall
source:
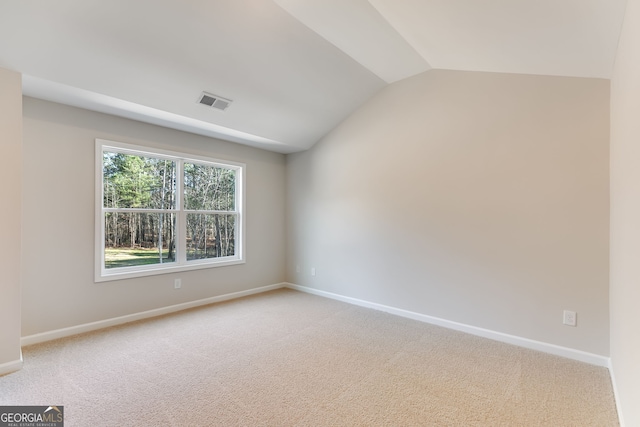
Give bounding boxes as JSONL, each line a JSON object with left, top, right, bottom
{"left": 610, "top": 0, "right": 640, "bottom": 424}
{"left": 0, "top": 68, "right": 22, "bottom": 372}
{"left": 287, "top": 69, "right": 610, "bottom": 355}
{"left": 21, "top": 97, "right": 286, "bottom": 336}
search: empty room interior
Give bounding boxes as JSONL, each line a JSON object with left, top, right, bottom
{"left": 1, "top": 0, "right": 639, "bottom": 425}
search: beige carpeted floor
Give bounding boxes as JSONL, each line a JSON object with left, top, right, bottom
{"left": 0, "top": 289, "right": 619, "bottom": 426}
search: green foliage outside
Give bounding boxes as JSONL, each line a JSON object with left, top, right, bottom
{"left": 102, "top": 150, "right": 237, "bottom": 269}
{"left": 104, "top": 247, "right": 173, "bottom": 269}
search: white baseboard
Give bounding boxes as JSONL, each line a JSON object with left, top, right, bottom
{"left": 608, "top": 359, "right": 626, "bottom": 427}
{"left": 20, "top": 281, "right": 610, "bottom": 369}
{"left": 0, "top": 351, "right": 23, "bottom": 376}
{"left": 285, "top": 283, "right": 610, "bottom": 368}
{"left": 13, "top": 281, "right": 622, "bottom": 421}
{"left": 21, "top": 283, "right": 287, "bottom": 346}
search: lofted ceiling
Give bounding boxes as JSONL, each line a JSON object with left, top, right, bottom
{"left": 0, "top": 0, "right": 627, "bottom": 153}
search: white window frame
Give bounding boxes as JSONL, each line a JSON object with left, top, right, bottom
{"left": 95, "top": 139, "right": 245, "bottom": 282}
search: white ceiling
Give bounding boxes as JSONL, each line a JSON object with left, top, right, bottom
{"left": 0, "top": 0, "right": 627, "bottom": 153}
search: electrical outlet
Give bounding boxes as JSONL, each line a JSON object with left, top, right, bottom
{"left": 296, "top": 265, "right": 300, "bottom": 273}
{"left": 563, "top": 310, "right": 577, "bottom": 326}
{"left": 174, "top": 279, "right": 182, "bottom": 289}
{"left": 311, "top": 267, "right": 316, "bottom": 276}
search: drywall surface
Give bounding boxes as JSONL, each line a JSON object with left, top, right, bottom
{"left": 287, "top": 69, "right": 610, "bottom": 355}
{"left": 21, "top": 97, "right": 286, "bottom": 336}
{"left": 610, "top": 0, "right": 640, "bottom": 424}
{"left": 0, "top": 68, "right": 22, "bottom": 371}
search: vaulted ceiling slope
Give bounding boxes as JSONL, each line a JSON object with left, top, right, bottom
{"left": 0, "top": 0, "right": 627, "bottom": 153}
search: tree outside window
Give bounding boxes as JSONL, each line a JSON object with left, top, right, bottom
{"left": 96, "top": 140, "right": 244, "bottom": 281}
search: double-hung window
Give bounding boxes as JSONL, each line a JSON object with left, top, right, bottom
{"left": 95, "top": 139, "right": 244, "bottom": 281}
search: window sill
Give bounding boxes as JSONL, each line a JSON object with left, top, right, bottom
{"left": 95, "top": 258, "right": 245, "bottom": 283}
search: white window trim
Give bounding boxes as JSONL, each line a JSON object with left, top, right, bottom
{"left": 95, "top": 139, "right": 245, "bottom": 282}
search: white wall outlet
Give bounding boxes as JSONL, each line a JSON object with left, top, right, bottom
{"left": 311, "top": 267, "right": 316, "bottom": 276}
{"left": 296, "top": 265, "right": 300, "bottom": 273}
{"left": 563, "top": 310, "right": 577, "bottom": 326}
{"left": 174, "top": 279, "right": 182, "bottom": 289}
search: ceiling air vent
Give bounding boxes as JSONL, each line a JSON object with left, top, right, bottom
{"left": 197, "top": 92, "right": 232, "bottom": 111}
